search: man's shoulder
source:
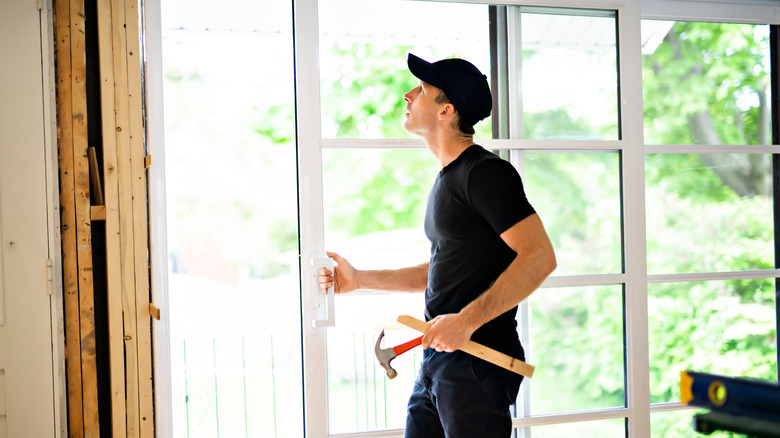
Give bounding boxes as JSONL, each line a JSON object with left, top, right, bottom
{"left": 465, "top": 146, "right": 518, "bottom": 177}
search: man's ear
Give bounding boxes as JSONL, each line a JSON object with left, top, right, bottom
{"left": 438, "top": 103, "right": 457, "bottom": 121}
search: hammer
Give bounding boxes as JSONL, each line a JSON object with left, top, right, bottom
{"left": 375, "top": 330, "right": 423, "bottom": 379}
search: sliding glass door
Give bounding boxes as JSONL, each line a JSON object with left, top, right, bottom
{"left": 159, "top": 2, "right": 303, "bottom": 436}
{"left": 150, "top": 1, "right": 777, "bottom": 438}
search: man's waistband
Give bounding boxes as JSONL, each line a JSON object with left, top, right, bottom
{"left": 471, "top": 317, "right": 519, "bottom": 346}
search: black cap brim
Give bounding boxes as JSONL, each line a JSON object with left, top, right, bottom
{"left": 408, "top": 53, "right": 442, "bottom": 89}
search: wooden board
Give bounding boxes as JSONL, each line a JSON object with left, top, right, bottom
{"left": 396, "top": 315, "right": 535, "bottom": 378}
{"left": 108, "top": 0, "right": 141, "bottom": 434}
{"left": 123, "top": 0, "right": 155, "bottom": 434}
{"left": 53, "top": 1, "right": 84, "bottom": 435}
{"left": 68, "top": 1, "right": 100, "bottom": 435}
{"left": 96, "top": 0, "right": 128, "bottom": 435}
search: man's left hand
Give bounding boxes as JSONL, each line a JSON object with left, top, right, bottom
{"left": 422, "top": 313, "right": 477, "bottom": 352}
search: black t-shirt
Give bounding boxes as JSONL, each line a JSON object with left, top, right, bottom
{"left": 424, "top": 145, "right": 536, "bottom": 342}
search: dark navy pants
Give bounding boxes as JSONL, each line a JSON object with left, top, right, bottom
{"left": 404, "top": 339, "right": 525, "bottom": 438}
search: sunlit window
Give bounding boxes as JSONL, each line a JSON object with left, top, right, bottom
{"left": 151, "top": 2, "right": 779, "bottom": 437}
{"left": 642, "top": 20, "right": 777, "bottom": 437}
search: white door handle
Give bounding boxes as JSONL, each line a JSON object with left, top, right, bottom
{"left": 310, "top": 256, "right": 335, "bottom": 328}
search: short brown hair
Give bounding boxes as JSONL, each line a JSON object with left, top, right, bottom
{"left": 435, "top": 89, "right": 476, "bottom": 136}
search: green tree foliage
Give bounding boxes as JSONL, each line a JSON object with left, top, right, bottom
{"left": 642, "top": 22, "right": 776, "bottom": 436}
{"left": 321, "top": 44, "right": 416, "bottom": 139}
{"left": 643, "top": 22, "right": 772, "bottom": 198}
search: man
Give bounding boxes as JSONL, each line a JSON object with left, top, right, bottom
{"left": 319, "top": 53, "right": 556, "bottom": 437}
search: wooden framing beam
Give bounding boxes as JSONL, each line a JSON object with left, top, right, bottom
{"left": 55, "top": 0, "right": 100, "bottom": 436}
{"left": 96, "top": 0, "right": 128, "bottom": 435}
{"left": 57, "top": 0, "right": 155, "bottom": 435}
{"left": 69, "top": 0, "right": 100, "bottom": 434}
{"left": 97, "top": 0, "right": 154, "bottom": 436}
{"left": 124, "top": 0, "right": 155, "bottom": 433}
{"left": 54, "top": 1, "right": 84, "bottom": 435}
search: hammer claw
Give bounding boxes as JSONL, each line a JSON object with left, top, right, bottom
{"left": 374, "top": 330, "right": 398, "bottom": 379}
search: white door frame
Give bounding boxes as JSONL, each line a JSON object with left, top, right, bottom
{"left": 293, "top": 1, "right": 332, "bottom": 437}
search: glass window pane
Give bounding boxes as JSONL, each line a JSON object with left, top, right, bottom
{"left": 319, "top": 0, "right": 492, "bottom": 139}
{"left": 161, "top": 2, "right": 303, "bottom": 436}
{"left": 528, "top": 286, "right": 625, "bottom": 414}
{"left": 323, "top": 149, "right": 438, "bottom": 242}
{"left": 323, "top": 148, "right": 435, "bottom": 433}
{"left": 648, "top": 279, "right": 777, "bottom": 404}
{"left": 520, "top": 417, "right": 626, "bottom": 437}
{"left": 520, "top": 11, "right": 619, "bottom": 140}
{"left": 645, "top": 154, "right": 773, "bottom": 274}
{"left": 642, "top": 21, "right": 772, "bottom": 145}
{"left": 525, "top": 152, "right": 622, "bottom": 276}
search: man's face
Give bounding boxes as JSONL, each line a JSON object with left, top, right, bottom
{"left": 402, "top": 81, "right": 445, "bottom": 136}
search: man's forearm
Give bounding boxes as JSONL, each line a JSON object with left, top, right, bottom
{"left": 356, "top": 263, "right": 429, "bottom": 293}
{"left": 459, "top": 244, "right": 556, "bottom": 332}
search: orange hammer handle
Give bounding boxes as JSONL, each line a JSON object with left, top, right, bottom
{"left": 393, "top": 335, "right": 423, "bottom": 356}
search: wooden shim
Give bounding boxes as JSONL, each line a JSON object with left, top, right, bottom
{"left": 148, "top": 304, "right": 160, "bottom": 321}
{"left": 69, "top": 0, "right": 100, "bottom": 435}
{"left": 54, "top": 1, "right": 84, "bottom": 436}
{"left": 90, "top": 205, "right": 107, "bottom": 221}
{"left": 88, "top": 147, "right": 104, "bottom": 205}
{"left": 96, "top": 0, "right": 128, "bottom": 435}
{"left": 123, "top": 0, "right": 155, "bottom": 434}
{"left": 109, "top": 0, "right": 140, "bottom": 435}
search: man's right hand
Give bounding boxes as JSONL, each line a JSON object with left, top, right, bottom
{"left": 318, "top": 251, "right": 360, "bottom": 294}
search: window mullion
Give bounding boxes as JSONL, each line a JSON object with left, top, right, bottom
{"left": 617, "top": 1, "right": 652, "bottom": 436}
{"left": 770, "top": 24, "right": 780, "bottom": 382}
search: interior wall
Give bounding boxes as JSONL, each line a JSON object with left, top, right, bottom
{"left": 0, "top": 0, "right": 61, "bottom": 436}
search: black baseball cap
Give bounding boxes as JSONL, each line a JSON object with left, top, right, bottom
{"left": 407, "top": 53, "right": 492, "bottom": 126}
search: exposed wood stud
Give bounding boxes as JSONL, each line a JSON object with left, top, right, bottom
{"left": 69, "top": 0, "right": 100, "bottom": 434}
{"left": 96, "top": 0, "right": 129, "bottom": 434}
{"left": 54, "top": 1, "right": 85, "bottom": 435}
{"left": 60, "top": 1, "right": 156, "bottom": 436}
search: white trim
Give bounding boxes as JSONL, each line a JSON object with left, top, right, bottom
{"left": 650, "top": 401, "right": 694, "bottom": 412}
{"left": 39, "top": 0, "right": 66, "bottom": 436}
{"left": 330, "top": 430, "right": 404, "bottom": 438}
{"left": 648, "top": 269, "right": 780, "bottom": 284}
{"left": 415, "top": 0, "right": 627, "bottom": 9}
{"left": 294, "top": 0, "right": 331, "bottom": 436}
{"left": 321, "top": 138, "right": 427, "bottom": 149}
{"left": 641, "top": 0, "right": 780, "bottom": 24}
{"left": 542, "top": 273, "right": 628, "bottom": 288}
{"left": 645, "top": 144, "right": 780, "bottom": 154}
{"left": 512, "top": 407, "right": 630, "bottom": 427}
{"left": 618, "top": 1, "right": 652, "bottom": 436}
{"left": 327, "top": 406, "right": 635, "bottom": 437}
{"left": 141, "top": 1, "right": 174, "bottom": 436}
{"left": 321, "top": 138, "right": 624, "bottom": 151}
{"left": 508, "top": 5, "right": 524, "bottom": 140}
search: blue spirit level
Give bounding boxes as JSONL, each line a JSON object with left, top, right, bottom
{"left": 680, "top": 371, "right": 780, "bottom": 437}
